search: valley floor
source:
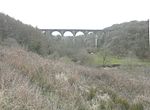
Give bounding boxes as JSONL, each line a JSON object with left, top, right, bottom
{"left": 0, "top": 46, "right": 150, "bottom": 110}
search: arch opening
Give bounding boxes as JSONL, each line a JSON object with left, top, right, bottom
{"left": 88, "top": 32, "right": 94, "bottom": 35}
{"left": 76, "top": 31, "right": 84, "bottom": 36}
{"left": 42, "top": 31, "right": 46, "bottom": 34}
{"left": 63, "top": 31, "right": 74, "bottom": 37}
{"left": 52, "top": 31, "right": 62, "bottom": 36}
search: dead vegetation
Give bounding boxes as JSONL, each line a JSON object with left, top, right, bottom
{"left": 0, "top": 45, "right": 150, "bottom": 110}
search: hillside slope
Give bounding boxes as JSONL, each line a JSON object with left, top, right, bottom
{"left": 0, "top": 13, "right": 49, "bottom": 55}
{"left": 102, "top": 20, "right": 149, "bottom": 58}
{"left": 0, "top": 12, "right": 149, "bottom": 59}
{"left": 0, "top": 45, "right": 150, "bottom": 110}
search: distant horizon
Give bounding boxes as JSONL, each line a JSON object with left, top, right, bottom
{"left": 2, "top": 15, "right": 148, "bottom": 30}
{"left": 0, "top": 0, "right": 149, "bottom": 30}
{"left": 38, "top": 20, "right": 148, "bottom": 30}
{"left": 3, "top": 12, "right": 147, "bottom": 30}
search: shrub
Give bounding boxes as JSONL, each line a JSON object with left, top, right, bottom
{"left": 2, "top": 37, "right": 19, "bottom": 47}
{"left": 129, "top": 103, "right": 144, "bottom": 110}
{"left": 114, "top": 97, "right": 130, "bottom": 110}
{"left": 87, "top": 87, "right": 97, "bottom": 100}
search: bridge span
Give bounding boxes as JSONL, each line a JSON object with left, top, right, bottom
{"left": 40, "top": 29, "right": 111, "bottom": 47}
{"left": 40, "top": 29, "right": 106, "bottom": 37}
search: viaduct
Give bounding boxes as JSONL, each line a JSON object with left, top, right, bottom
{"left": 40, "top": 29, "right": 108, "bottom": 37}
{"left": 40, "top": 29, "right": 111, "bottom": 47}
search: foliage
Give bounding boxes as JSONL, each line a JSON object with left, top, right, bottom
{"left": 129, "top": 103, "right": 144, "bottom": 110}
{"left": 103, "top": 20, "right": 149, "bottom": 59}
{"left": 1, "top": 46, "right": 150, "bottom": 110}
{"left": 0, "top": 12, "right": 150, "bottom": 110}
{"left": 0, "top": 13, "right": 49, "bottom": 55}
{"left": 0, "top": 12, "right": 149, "bottom": 62}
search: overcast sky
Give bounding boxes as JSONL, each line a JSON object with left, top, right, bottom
{"left": 0, "top": 0, "right": 149, "bottom": 29}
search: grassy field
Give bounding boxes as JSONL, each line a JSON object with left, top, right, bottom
{"left": 0, "top": 46, "right": 150, "bottom": 110}
{"left": 89, "top": 53, "right": 150, "bottom": 66}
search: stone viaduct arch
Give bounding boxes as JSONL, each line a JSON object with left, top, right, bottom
{"left": 40, "top": 29, "right": 103, "bottom": 37}
{"left": 40, "top": 29, "right": 112, "bottom": 48}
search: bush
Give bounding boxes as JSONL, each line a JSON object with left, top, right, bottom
{"left": 129, "top": 103, "right": 144, "bottom": 110}
{"left": 114, "top": 97, "right": 130, "bottom": 110}
{"left": 2, "top": 37, "right": 19, "bottom": 47}
{"left": 87, "top": 87, "right": 97, "bottom": 100}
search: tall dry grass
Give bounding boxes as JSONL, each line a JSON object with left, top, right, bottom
{"left": 0, "top": 45, "right": 150, "bottom": 110}
{"left": 0, "top": 61, "right": 52, "bottom": 110}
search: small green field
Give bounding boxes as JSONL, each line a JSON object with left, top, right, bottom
{"left": 89, "top": 53, "right": 150, "bottom": 66}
